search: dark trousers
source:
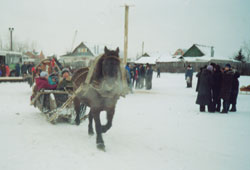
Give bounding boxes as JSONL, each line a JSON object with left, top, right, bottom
{"left": 139, "top": 77, "right": 145, "bottom": 88}
{"left": 200, "top": 104, "right": 214, "bottom": 112}
{"left": 212, "top": 92, "right": 221, "bottom": 112}
{"left": 135, "top": 78, "right": 140, "bottom": 89}
{"left": 200, "top": 105, "right": 206, "bottom": 112}
{"left": 222, "top": 99, "right": 230, "bottom": 113}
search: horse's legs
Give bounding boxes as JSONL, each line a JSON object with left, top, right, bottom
{"left": 88, "top": 112, "right": 94, "bottom": 135}
{"left": 92, "top": 109, "right": 105, "bottom": 150}
{"left": 74, "top": 97, "right": 81, "bottom": 125}
{"left": 102, "top": 108, "right": 115, "bottom": 133}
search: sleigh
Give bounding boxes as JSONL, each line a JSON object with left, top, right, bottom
{"left": 240, "top": 85, "right": 250, "bottom": 95}
{"left": 30, "top": 88, "right": 87, "bottom": 124}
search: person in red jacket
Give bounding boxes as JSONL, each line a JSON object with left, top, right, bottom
{"left": 35, "top": 71, "right": 57, "bottom": 91}
{"left": 5, "top": 64, "right": 10, "bottom": 77}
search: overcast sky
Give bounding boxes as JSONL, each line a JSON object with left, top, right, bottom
{"left": 1, "top": 0, "right": 250, "bottom": 58}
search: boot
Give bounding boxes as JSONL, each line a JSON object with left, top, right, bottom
{"left": 216, "top": 107, "right": 220, "bottom": 112}
{"left": 220, "top": 110, "right": 228, "bottom": 114}
{"left": 200, "top": 105, "right": 205, "bottom": 112}
{"left": 230, "top": 105, "right": 236, "bottom": 112}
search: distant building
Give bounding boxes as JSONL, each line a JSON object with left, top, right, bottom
{"left": 156, "top": 44, "right": 250, "bottom": 74}
{"left": 173, "top": 49, "right": 187, "bottom": 57}
{"left": 182, "top": 44, "right": 214, "bottom": 58}
{"left": 24, "top": 50, "right": 45, "bottom": 64}
{"left": 60, "top": 42, "right": 95, "bottom": 68}
{"left": 133, "top": 52, "right": 159, "bottom": 66}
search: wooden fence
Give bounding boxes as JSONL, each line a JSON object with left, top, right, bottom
{"left": 156, "top": 61, "right": 250, "bottom": 75}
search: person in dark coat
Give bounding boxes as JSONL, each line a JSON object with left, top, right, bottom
{"left": 211, "top": 64, "right": 222, "bottom": 112}
{"left": 157, "top": 67, "right": 160, "bottom": 78}
{"left": 229, "top": 71, "right": 240, "bottom": 112}
{"left": 21, "top": 62, "right": 28, "bottom": 76}
{"left": 130, "top": 65, "right": 136, "bottom": 88}
{"left": 196, "top": 65, "right": 214, "bottom": 112}
{"left": 27, "top": 62, "right": 34, "bottom": 75}
{"left": 139, "top": 64, "right": 145, "bottom": 88}
{"left": 185, "top": 65, "right": 193, "bottom": 88}
{"left": 220, "top": 64, "right": 234, "bottom": 113}
{"left": 196, "top": 66, "right": 206, "bottom": 92}
{"left": 15, "top": 63, "right": 21, "bottom": 77}
{"left": 125, "top": 64, "right": 133, "bottom": 93}
{"left": 56, "top": 68, "right": 73, "bottom": 90}
{"left": 145, "top": 64, "right": 153, "bottom": 90}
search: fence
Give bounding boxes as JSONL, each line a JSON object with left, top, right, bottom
{"left": 156, "top": 61, "right": 250, "bottom": 75}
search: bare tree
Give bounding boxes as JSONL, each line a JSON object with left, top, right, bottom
{"left": 234, "top": 49, "right": 246, "bottom": 63}
{"left": 1, "top": 36, "right": 38, "bottom": 53}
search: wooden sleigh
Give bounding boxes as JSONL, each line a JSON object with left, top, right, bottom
{"left": 240, "top": 85, "right": 250, "bottom": 95}
{"left": 30, "top": 88, "right": 87, "bottom": 124}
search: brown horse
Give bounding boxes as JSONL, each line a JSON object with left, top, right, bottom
{"left": 72, "top": 47, "right": 128, "bottom": 151}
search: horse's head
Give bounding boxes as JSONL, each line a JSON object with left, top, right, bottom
{"left": 89, "top": 46, "right": 126, "bottom": 96}
{"left": 101, "top": 46, "right": 120, "bottom": 81}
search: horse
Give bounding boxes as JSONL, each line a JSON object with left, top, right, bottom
{"left": 72, "top": 46, "right": 128, "bottom": 151}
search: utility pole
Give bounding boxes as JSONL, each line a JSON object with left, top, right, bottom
{"left": 123, "top": 5, "right": 129, "bottom": 64}
{"left": 122, "top": 4, "right": 134, "bottom": 64}
{"left": 9, "top": 27, "right": 14, "bottom": 51}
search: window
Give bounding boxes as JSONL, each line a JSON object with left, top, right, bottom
{"left": 78, "top": 48, "right": 87, "bottom": 53}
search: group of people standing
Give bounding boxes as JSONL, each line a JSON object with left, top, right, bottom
{"left": 195, "top": 63, "right": 240, "bottom": 114}
{"left": 0, "top": 62, "right": 35, "bottom": 77}
{"left": 125, "top": 63, "right": 153, "bottom": 92}
{"left": 20, "top": 62, "right": 36, "bottom": 76}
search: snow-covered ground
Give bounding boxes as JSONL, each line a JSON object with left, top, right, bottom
{"left": 0, "top": 73, "right": 250, "bottom": 170}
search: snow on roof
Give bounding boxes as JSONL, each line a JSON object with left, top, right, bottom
{"left": 134, "top": 52, "right": 164, "bottom": 64}
{"left": 157, "top": 55, "right": 179, "bottom": 62}
{"left": 195, "top": 45, "right": 212, "bottom": 57}
{"left": 0, "top": 50, "right": 22, "bottom": 56}
{"left": 134, "top": 55, "right": 159, "bottom": 64}
{"left": 182, "top": 55, "right": 235, "bottom": 63}
{"left": 157, "top": 54, "right": 235, "bottom": 63}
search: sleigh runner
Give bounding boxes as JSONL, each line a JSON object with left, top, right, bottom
{"left": 31, "top": 89, "right": 87, "bottom": 124}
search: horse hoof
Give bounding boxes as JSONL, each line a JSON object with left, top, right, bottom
{"left": 97, "top": 143, "right": 105, "bottom": 151}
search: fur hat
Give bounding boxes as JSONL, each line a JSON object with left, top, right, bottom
{"left": 61, "top": 68, "right": 70, "bottom": 75}
{"left": 207, "top": 65, "right": 213, "bottom": 72}
{"left": 225, "top": 63, "right": 231, "bottom": 68}
{"left": 40, "top": 71, "right": 48, "bottom": 77}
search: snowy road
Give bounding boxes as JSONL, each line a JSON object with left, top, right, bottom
{"left": 0, "top": 73, "right": 250, "bottom": 170}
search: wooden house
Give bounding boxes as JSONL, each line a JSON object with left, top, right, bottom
{"left": 60, "top": 42, "right": 95, "bottom": 68}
